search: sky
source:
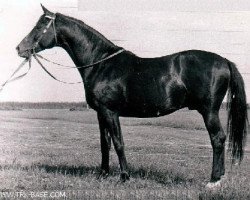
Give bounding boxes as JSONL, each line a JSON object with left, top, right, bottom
{"left": 0, "top": 0, "right": 250, "bottom": 102}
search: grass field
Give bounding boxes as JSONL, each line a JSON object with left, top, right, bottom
{"left": 0, "top": 109, "right": 249, "bottom": 199}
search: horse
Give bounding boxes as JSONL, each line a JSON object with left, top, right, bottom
{"left": 16, "top": 5, "right": 248, "bottom": 188}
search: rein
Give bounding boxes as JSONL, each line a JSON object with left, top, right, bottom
{"left": 0, "top": 57, "right": 31, "bottom": 92}
{"left": 33, "top": 48, "right": 124, "bottom": 84}
{"left": 33, "top": 54, "right": 82, "bottom": 84}
{"left": 1, "top": 13, "right": 125, "bottom": 90}
{"left": 31, "top": 13, "right": 125, "bottom": 84}
{"left": 34, "top": 49, "right": 125, "bottom": 69}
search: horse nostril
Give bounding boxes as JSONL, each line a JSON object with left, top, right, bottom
{"left": 16, "top": 46, "right": 20, "bottom": 52}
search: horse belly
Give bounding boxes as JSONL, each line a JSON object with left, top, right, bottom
{"left": 123, "top": 77, "right": 187, "bottom": 117}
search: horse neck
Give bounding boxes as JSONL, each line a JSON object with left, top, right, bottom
{"left": 55, "top": 14, "right": 120, "bottom": 77}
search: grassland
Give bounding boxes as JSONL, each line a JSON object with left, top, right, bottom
{"left": 0, "top": 109, "right": 249, "bottom": 199}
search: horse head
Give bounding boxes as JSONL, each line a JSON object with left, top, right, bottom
{"left": 16, "top": 4, "right": 57, "bottom": 58}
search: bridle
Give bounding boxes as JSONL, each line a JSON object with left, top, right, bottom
{"left": 32, "top": 13, "right": 125, "bottom": 69}
{"left": 0, "top": 13, "right": 125, "bottom": 91}
{"left": 32, "top": 13, "right": 125, "bottom": 84}
{"left": 31, "top": 13, "right": 80, "bottom": 84}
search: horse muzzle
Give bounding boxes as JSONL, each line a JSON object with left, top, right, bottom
{"left": 16, "top": 46, "right": 31, "bottom": 58}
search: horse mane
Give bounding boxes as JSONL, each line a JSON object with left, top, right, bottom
{"left": 56, "top": 13, "right": 118, "bottom": 49}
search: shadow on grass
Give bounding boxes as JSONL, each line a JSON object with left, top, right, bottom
{"left": 35, "top": 164, "right": 100, "bottom": 177}
{"left": 32, "top": 164, "right": 193, "bottom": 186}
{"left": 128, "top": 165, "right": 194, "bottom": 186}
{"left": 198, "top": 192, "right": 224, "bottom": 200}
{"left": 198, "top": 187, "right": 250, "bottom": 200}
{"left": 132, "top": 121, "right": 206, "bottom": 131}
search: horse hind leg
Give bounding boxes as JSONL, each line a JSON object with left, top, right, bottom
{"left": 202, "top": 111, "right": 226, "bottom": 188}
{"left": 197, "top": 65, "right": 230, "bottom": 188}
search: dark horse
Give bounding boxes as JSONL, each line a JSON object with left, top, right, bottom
{"left": 17, "top": 5, "right": 248, "bottom": 187}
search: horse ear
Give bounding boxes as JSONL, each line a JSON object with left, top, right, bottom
{"left": 41, "top": 4, "right": 52, "bottom": 15}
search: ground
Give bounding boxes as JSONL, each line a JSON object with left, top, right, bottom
{"left": 0, "top": 109, "right": 249, "bottom": 199}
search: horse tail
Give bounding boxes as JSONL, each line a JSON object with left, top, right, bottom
{"left": 227, "top": 61, "right": 248, "bottom": 164}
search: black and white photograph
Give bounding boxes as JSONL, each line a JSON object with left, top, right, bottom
{"left": 0, "top": 0, "right": 249, "bottom": 199}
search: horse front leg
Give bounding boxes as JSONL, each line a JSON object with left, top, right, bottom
{"left": 97, "top": 113, "right": 111, "bottom": 179}
{"left": 100, "top": 109, "right": 130, "bottom": 182}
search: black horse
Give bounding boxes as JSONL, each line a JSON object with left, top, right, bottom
{"left": 16, "top": 5, "right": 248, "bottom": 187}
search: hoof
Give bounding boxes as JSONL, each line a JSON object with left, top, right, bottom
{"left": 205, "top": 180, "right": 222, "bottom": 189}
{"left": 97, "top": 169, "right": 109, "bottom": 180}
{"left": 120, "top": 172, "right": 130, "bottom": 182}
{"left": 206, "top": 174, "right": 227, "bottom": 189}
